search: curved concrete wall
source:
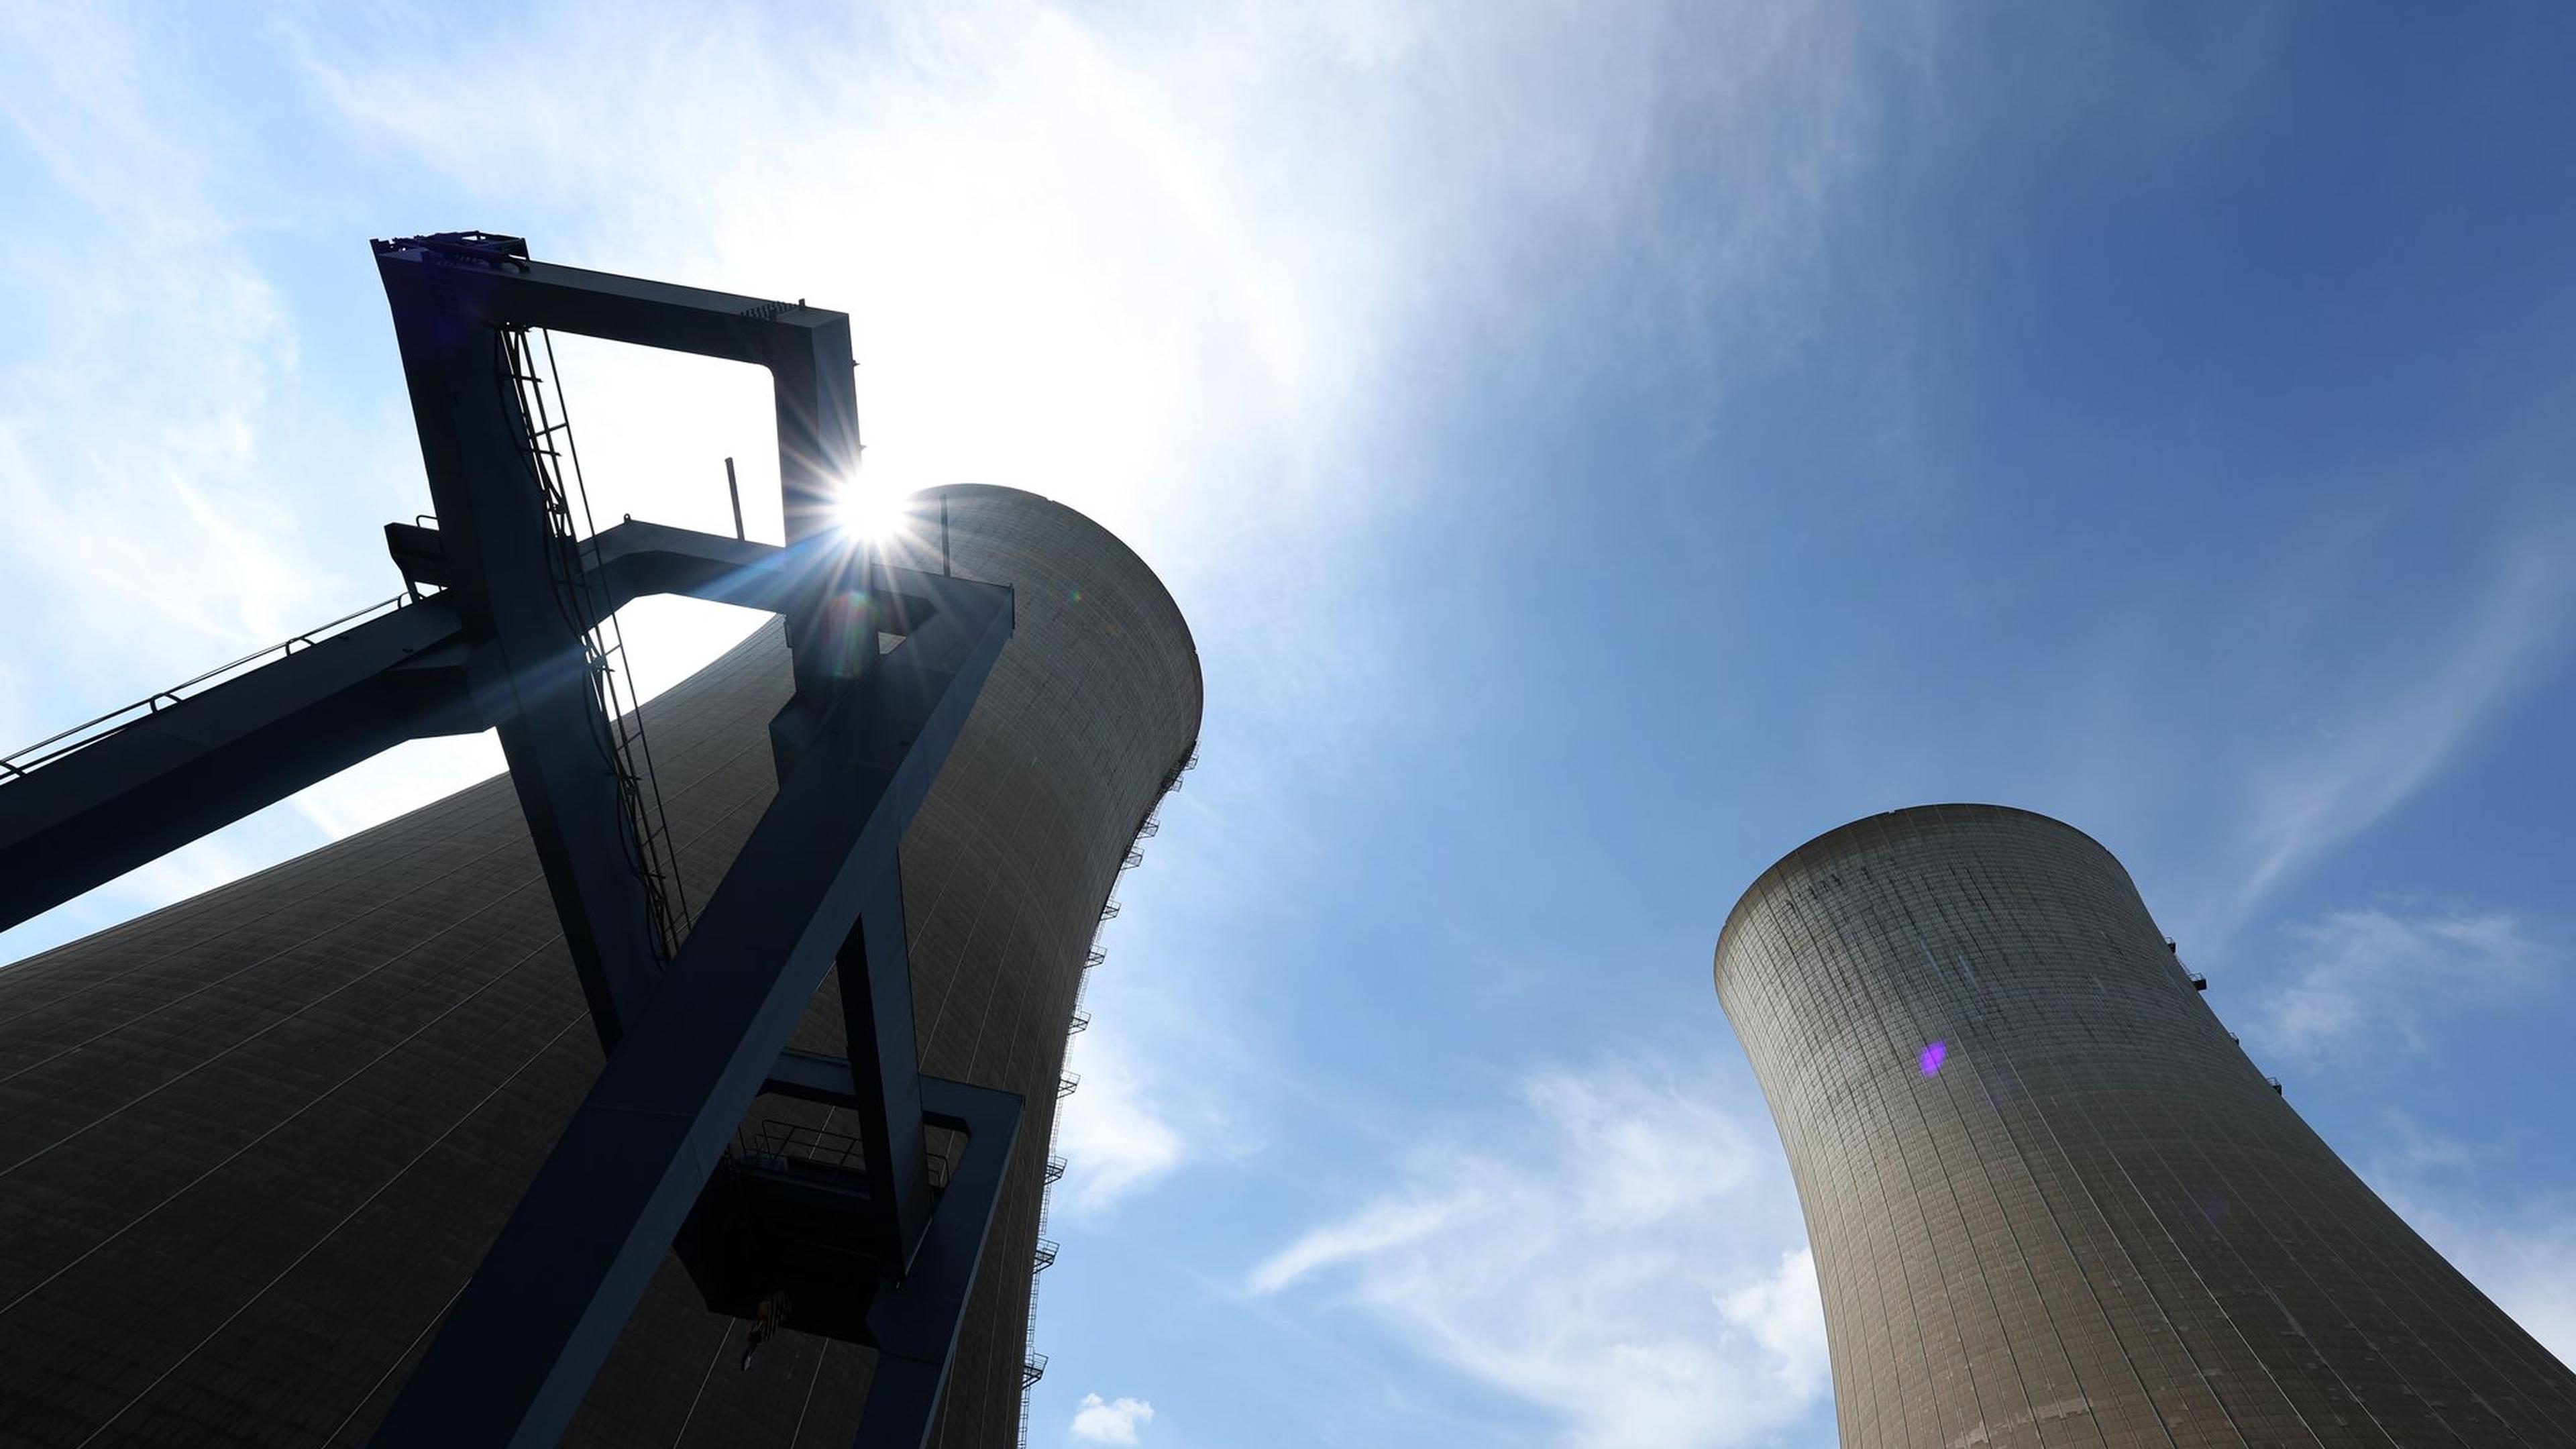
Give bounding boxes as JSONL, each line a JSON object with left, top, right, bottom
{"left": 0, "top": 484, "right": 1200, "bottom": 1448}
{"left": 1715, "top": 804, "right": 2576, "bottom": 1449}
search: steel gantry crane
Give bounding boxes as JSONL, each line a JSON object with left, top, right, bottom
{"left": 0, "top": 232, "right": 1022, "bottom": 1449}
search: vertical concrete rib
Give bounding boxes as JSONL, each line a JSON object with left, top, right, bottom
{"left": 1715, "top": 804, "right": 2576, "bottom": 1449}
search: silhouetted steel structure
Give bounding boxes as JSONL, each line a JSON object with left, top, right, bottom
{"left": 0, "top": 235, "right": 1199, "bottom": 1447}
{"left": 1715, "top": 804, "right": 2576, "bottom": 1449}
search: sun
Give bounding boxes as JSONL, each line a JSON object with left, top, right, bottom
{"left": 835, "top": 482, "right": 914, "bottom": 542}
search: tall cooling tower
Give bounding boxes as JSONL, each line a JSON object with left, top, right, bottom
{"left": 1714, "top": 804, "right": 2576, "bottom": 1449}
{"left": 0, "top": 484, "right": 1199, "bottom": 1448}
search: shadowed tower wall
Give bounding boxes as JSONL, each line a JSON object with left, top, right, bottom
{"left": 0, "top": 484, "right": 1200, "bottom": 1448}
{"left": 1714, "top": 804, "right": 2576, "bottom": 1449}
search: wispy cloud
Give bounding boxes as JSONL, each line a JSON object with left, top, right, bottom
{"left": 2224, "top": 521, "right": 2576, "bottom": 928}
{"left": 281, "top": 0, "right": 1921, "bottom": 778}
{"left": 7, "top": 0, "right": 1919, "bottom": 951}
{"left": 2375, "top": 1110, "right": 2479, "bottom": 1174}
{"left": 1069, "top": 1392, "right": 1157, "bottom": 1446}
{"left": 0, "top": 11, "right": 369, "bottom": 680}
{"left": 2251, "top": 904, "right": 2546, "bottom": 1060}
{"left": 1248, "top": 1196, "right": 1458, "bottom": 1296}
{"left": 1246, "top": 1057, "right": 1822, "bottom": 1449}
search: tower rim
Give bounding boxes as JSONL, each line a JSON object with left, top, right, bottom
{"left": 892, "top": 481, "right": 1205, "bottom": 731}
{"left": 1713, "top": 802, "right": 2135, "bottom": 979}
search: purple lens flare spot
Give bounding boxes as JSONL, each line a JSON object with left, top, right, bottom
{"left": 1919, "top": 1040, "right": 1947, "bottom": 1077}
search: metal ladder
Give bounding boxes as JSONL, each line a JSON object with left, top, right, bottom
{"left": 500, "top": 326, "right": 695, "bottom": 967}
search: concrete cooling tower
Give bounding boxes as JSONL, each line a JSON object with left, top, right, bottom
{"left": 0, "top": 484, "right": 1200, "bottom": 1448}
{"left": 1715, "top": 804, "right": 2576, "bottom": 1449}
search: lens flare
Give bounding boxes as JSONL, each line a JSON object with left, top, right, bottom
{"left": 835, "top": 483, "right": 911, "bottom": 541}
{"left": 1919, "top": 1040, "right": 1947, "bottom": 1077}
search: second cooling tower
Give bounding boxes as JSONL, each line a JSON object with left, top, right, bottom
{"left": 1715, "top": 804, "right": 2576, "bottom": 1449}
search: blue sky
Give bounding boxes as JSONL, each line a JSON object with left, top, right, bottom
{"left": 5, "top": 4, "right": 2575, "bottom": 1446}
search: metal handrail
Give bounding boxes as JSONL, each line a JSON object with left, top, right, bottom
{"left": 0, "top": 594, "right": 411, "bottom": 782}
{"left": 736, "top": 1118, "right": 868, "bottom": 1173}
{"left": 733, "top": 1118, "right": 957, "bottom": 1191}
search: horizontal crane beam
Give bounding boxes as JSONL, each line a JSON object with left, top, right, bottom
{"left": 0, "top": 598, "right": 482, "bottom": 932}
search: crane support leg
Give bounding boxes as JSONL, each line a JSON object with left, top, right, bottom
{"left": 369, "top": 568, "right": 1012, "bottom": 1448}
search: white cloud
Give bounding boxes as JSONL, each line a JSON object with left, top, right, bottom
{"left": 112, "top": 833, "right": 273, "bottom": 908}
{"left": 2473, "top": 1208, "right": 2576, "bottom": 1366}
{"left": 2253, "top": 904, "right": 2545, "bottom": 1060}
{"left": 1069, "top": 1393, "right": 1157, "bottom": 1446}
{"left": 1718, "top": 1248, "right": 1829, "bottom": 1399}
{"left": 1055, "top": 1023, "right": 1187, "bottom": 1216}
{"left": 292, "top": 733, "right": 507, "bottom": 841}
{"left": 2365, "top": 1142, "right": 2576, "bottom": 1369}
{"left": 1246, "top": 1058, "right": 1821, "bottom": 1449}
